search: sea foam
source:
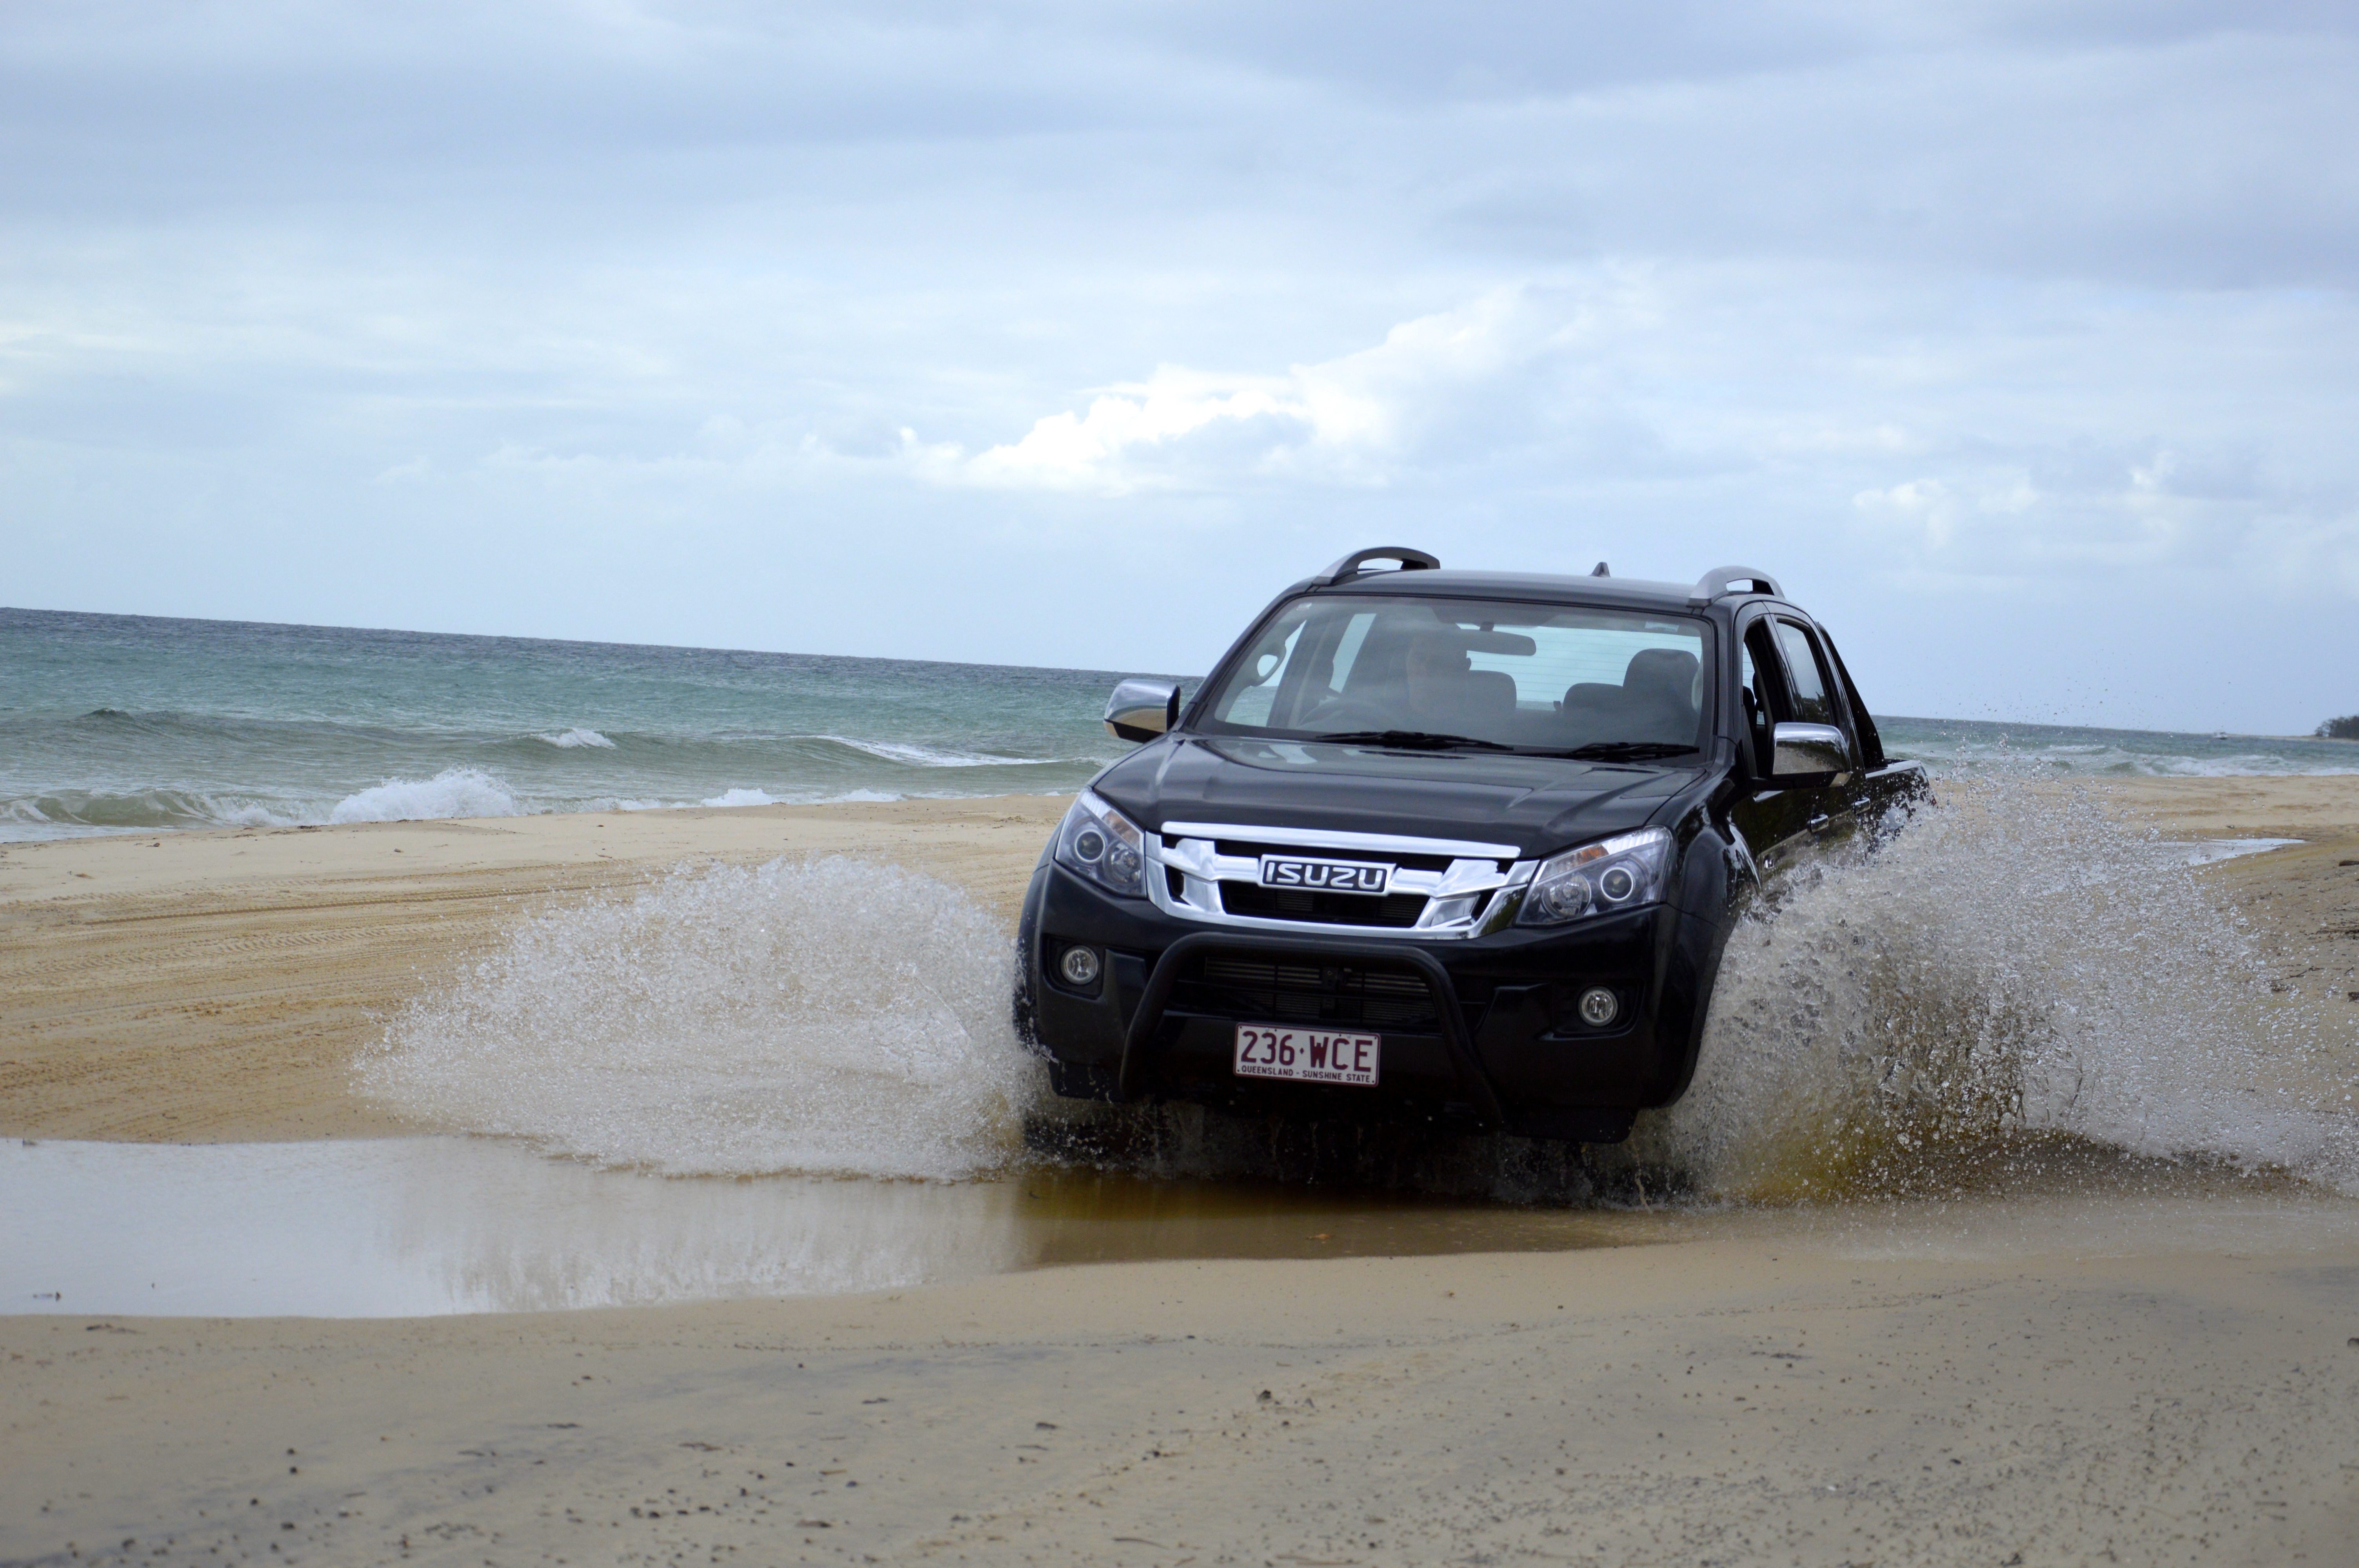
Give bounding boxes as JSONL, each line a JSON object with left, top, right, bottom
{"left": 821, "top": 736, "right": 1018, "bottom": 769}
{"left": 329, "top": 767, "right": 522, "bottom": 824}
{"left": 700, "top": 787, "right": 780, "bottom": 808}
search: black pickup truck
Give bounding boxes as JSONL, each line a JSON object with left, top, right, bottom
{"left": 1015, "top": 548, "right": 1926, "bottom": 1144}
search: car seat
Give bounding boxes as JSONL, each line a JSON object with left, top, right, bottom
{"left": 1621, "top": 648, "right": 1700, "bottom": 742}
{"left": 1463, "top": 668, "right": 1519, "bottom": 723}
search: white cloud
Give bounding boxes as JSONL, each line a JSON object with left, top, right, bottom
{"left": 934, "top": 287, "right": 1563, "bottom": 494}
{"left": 957, "top": 368, "right": 1314, "bottom": 493}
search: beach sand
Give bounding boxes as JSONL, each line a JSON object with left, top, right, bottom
{"left": 9, "top": 1233, "right": 2358, "bottom": 1564}
{"left": 5, "top": 776, "right": 2359, "bottom": 1564}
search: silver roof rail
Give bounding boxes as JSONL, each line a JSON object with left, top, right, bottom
{"left": 1690, "top": 565, "right": 1782, "bottom": 604}
{"left": 1316, "top": 546, "right": 1440, "bottom": 586}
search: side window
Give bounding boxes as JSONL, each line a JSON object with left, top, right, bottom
{"left": 1738, "top": 621, "right": 1788, "bottom": 766}
{"left": 1214, "top": 616, "right": 1305, "bottom": 728}
{"left": 1773, "top": 620, "right": 1836, "bottom": 726}
{"left": 1816, "top": 628, "right": 1885, "bottom": 769}
{"left": 1328, "top": 612, "right": 1377, "bottom": 694}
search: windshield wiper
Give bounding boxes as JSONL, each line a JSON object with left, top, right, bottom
{"left": 1557, "top": 741, "right": 1699, "bottom": 762}
{"left": 1316, "top": 729, "right": 1520, "bottom": 753}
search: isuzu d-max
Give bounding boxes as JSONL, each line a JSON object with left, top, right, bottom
{"left": 1015, "top": 548, "right": 1926, "bottom": 1144}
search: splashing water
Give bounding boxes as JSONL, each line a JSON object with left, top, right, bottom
{"left": 1630, "top": 782, "right": 2359, "bottom": 1202}
{"left": 359, "top": 858, "right": 1042, "bottom": 1179}
{"left": 361, "top": 792, "right": 2355, "bottom": 1205}
{"left": 1045, "top": 784, "right": 2357, "bottom": 1206}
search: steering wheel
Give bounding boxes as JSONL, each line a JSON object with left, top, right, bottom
{"left": 1302, "top": 695, "right": 1391, "bottom": 730}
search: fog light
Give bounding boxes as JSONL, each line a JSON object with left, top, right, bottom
{"left": 1058, "top": 945, "right": 1103, "bottom": 988}
{"left": 1578, "top": 987, "right": 1619, "bottom": 1027}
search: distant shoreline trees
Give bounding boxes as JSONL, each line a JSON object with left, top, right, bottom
{"left": 2319, "top": 715, "right": 2359, "bottom": 740}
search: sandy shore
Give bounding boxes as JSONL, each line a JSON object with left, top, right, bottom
{"left": 5, "top": 777, "right": 2359, "bottom": 1564}
{"left": 9, "top": 1225, "right": 2359, "bottom": 1563}
{"left": 2053, "top": 771, "right": 2359, "bottom": 841}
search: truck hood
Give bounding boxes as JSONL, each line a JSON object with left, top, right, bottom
{"left": 1091, "top": 735, "right": 1699, "bottom": 859}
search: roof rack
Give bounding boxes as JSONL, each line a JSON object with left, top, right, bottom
{"left": 1690, "top": 565, "right": 1783, "bottom": 604}
{"left": 1316, "top": 546, "right": 1440, "bottom": 586}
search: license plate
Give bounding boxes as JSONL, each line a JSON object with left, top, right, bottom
{"left": 1258, "top": 855, "right": 1391, "bottom": 895}
{"left": 1233, "top": 1024, "right": 1381, "bottom": 1087}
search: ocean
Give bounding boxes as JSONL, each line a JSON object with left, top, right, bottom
{"left": 4, "top": 605, "right": 2352, "bottom": 843}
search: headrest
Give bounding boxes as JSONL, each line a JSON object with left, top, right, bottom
{"left": 1463, "top": 668, "right": 1518, "bottom": 718}
{"left": 1624, "top": 648, "right": 1699, "bottom": 701}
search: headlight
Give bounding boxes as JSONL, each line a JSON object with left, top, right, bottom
{"left": 1517, "top": 827, "right": 1672, "bottom": 927}
{"left": 1054, "top": 790, "right": 1147, "bottom": 897}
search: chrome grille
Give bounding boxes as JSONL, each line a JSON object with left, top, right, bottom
{"left": 1147, "top": 820, "right": 1531, "bottom": 940}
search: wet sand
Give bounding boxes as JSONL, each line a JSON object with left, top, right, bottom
{"left": 5, "top": 776, "right": 2359, "bottom": 1563}
{"left": 2075, "top": 769, "right": 2359, "bottom": 841}
{"left": 10, "top": 1228, "right": 2359, "bottom": 1563}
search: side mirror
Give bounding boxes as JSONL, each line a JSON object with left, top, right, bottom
{"left": 1105, "top": 677, "right": 1181, "bottom": 743}
{"left": 1771, "top": 721, "right": 1852, "bottom": 781}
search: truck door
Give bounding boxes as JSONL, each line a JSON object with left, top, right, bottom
{"left": 1728, "top": 615, "right": 1816, "bottom": 872}
{"left": 1769, "top": 617, "right": 1865, "bottom": 854}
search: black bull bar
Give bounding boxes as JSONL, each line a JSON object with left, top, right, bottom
{"left": 1113, "top": 931, "right": 1510, "bottom": 1126}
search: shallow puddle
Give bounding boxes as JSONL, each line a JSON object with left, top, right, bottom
{"left": 0, "top": 1136, "right": 1665, "bottom": 1317}
{"left": 9, "top": 1135, "right": 2357, "bottom": 1319}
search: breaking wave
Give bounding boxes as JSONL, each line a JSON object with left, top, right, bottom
{"left": 818, "top": 735, "right": 1027, "bottom": 768}
{"left": 329, "top": 767, "right": 522, "bottom": 823}
{"left": 537, "top": 727, "right": 617, "bottom": 749}
{"left": 698, "top": 787, "right": 781, "bottom": 808}
{"left": 358, "top": 858, "right": 1041, "bottom": 1180}
{"left": 0, "top": 787, "right": 309, "bottom": 838}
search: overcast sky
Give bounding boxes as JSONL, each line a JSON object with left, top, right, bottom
{"left": 5, "top": 0, "right": 2355, "bottom": 732}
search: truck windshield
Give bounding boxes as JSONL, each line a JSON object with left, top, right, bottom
{"left": 1199, "top": 595, "right": 1711, "bottom": 756}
